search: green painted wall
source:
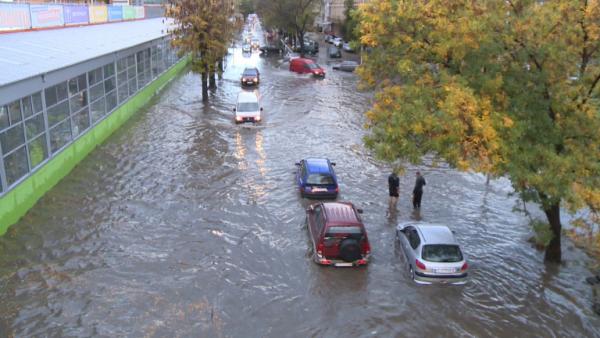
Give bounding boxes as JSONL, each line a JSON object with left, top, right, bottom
{"left": 0, "top": 56, "right": 190, "bottom": 235}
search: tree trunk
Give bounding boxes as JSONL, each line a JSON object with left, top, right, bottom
{"left": 544, "top": 202, "right": 562, "bottom": 263}
{"left": 201, "top": 71, "right": 208, "bottom": 102}
{"left": 298, "top": 32, "right": 305, "bottom": 58}
{"left": 209, "top": 70, "right": 216, "bottom": 89}
{"left": 218, "top": 58, "right": 224, "bottom": 79}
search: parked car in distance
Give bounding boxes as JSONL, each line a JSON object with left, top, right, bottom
{"left": 242, "top": 43, "right": 251, "bottom": 53}
{"left": 325, "top": 34, "right": 337, "bottom": 44}
{"left": 333, "top": 61, "right": 359, "bottom": 72}
{"left": 296, "top": 158, "right": 339, "bottom": 198}
{"left": 251, "top": 38, "right": 260, "bottom": 49}
{"left": 328, "top": 46, "right": 342, "bottom": 58}
{"left": 342, "top": 42, "right": 355, "bottom": 53}
{"left": 306, "top": 201, "right": 370, "bottom": 267}
{"left": 304, "top": 40, "right": 319, "bottom": 54}
{"left": 241, "top": 67, "right": 260, "bottom": 86}
{"left": 333, "top": 37, "right": 343, "bottom": 47}
{"left": 233, "top": 90, "right": 262, "bottom": 123}
{"left": 396, "top": 222, "right": 468, "bottom": 285}
{"left": 289, "top": 58, "right": 325, "bottom": 77}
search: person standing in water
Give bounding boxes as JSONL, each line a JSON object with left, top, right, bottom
{"left": 412, "top": 171, "right": 426, "bottom": 209}
{"left": 388, "top": 170, "right": 400, "bottom": 214}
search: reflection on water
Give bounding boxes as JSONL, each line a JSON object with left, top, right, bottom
{"left": 1, "top": 28, "right": 600, "bottom": 338}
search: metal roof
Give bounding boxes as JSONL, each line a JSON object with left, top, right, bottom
{"left": 0, "top": 18, "right": 172, "bottom": 87}
{"left": 305, "top": 158, "right": 330, "bottom": 174}
{"left": 323, "top": 202, "right": 359, "bottom": 224}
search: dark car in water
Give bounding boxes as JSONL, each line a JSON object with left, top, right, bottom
{"left": 306, "top": 201, "right": 370, "bottom": 267}
{"left": 296, "top": 158, "right": 339, "bottom": 198}
{"left": 241, "top": 67, "right": 260, "bottom": 86}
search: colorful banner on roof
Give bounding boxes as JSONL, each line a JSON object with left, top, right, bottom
{"left": 108, "top": 6, "right": 123, "bottom": 22}
{"left": 89, "top": 5, "right": 108, "bottom": 24}
{"left": 63, "top": 5, "right": 89, "bottom": 25}
{"left": 122, "top": 6, "right": 136, "bottom": 20}
{"left": 30, "top": 4, "right": 64, "bottom": 28}
{"left": 134, "top": 6, "right": 145, "bottom": 19}
{"left": 0, "top": 3, "right": 31, "bottom": 31}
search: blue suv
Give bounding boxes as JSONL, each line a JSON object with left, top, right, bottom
{"left": 295, "top": 158, "right": 339, "bottom": 199}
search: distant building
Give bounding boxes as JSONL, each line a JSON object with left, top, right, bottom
{"left": 318, "top": 0, "right": 368, "bottom": 34}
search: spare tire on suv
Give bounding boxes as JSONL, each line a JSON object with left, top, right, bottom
{"left": 339, "top": 238, "right": 362, "bottom": 262}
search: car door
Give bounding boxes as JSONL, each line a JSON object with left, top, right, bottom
{"left": 309, "top": 205, "right": 323, "bottom": 248}
{"left": 407, "top": 228, "right": 421, "bottom": 264}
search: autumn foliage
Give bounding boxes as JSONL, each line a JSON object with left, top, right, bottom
{"left": 356, "top": 0, "right": 600, "bottom": 262}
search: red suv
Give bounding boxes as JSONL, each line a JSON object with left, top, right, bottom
{"left": 306, "top": 201, "right": 370, "bottom": 267}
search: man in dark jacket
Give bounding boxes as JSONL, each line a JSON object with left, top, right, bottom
{"left": 412, "top": 171, "right": 426, "bottom": 209}
{"left": 388, "top": 171, "right": 400, "bottom": 213}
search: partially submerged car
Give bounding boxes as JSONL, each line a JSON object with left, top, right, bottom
{"left": 306, "top": 201, "right": 370, "bottom": 267}
{"left": 396, "top": 222, "right": 468, "bottom": 285}
{"left": 295, "top": 158, "right": 339, "bottom": 199}
{"left": 289, "top": 58, "right": 325, "bottom": 77}
{"left": 241, "top": 67, "right": 260, "bottom": 86}
{"left": 233, "top": 90, "right": 262, "bottom": 123}
{"left": 333, "top": 61, "right": 359, "bottom": 72}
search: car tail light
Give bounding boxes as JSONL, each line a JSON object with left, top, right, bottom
{"left": 461, "top": 262, "right": 469, "bottom": 271}
{"left": 317, "top": 242, "right": 324, "bottom": 255}
{"left": 357, "top": 259, "right": 368, "bottom": 265}
{"left": 415, "top": 259, "right": 427, "bottom": 270}
{"left": 235, "top": 116, "right": 243, "bottom": 121}
{"left": 320, "top": 258, "right": 332, "bottom": 265}
{"left": 255, "top": 116, "right": 261, "bottom": 121}
{"left": 362, "top": 241, "right": 370, "bottom": 254}
{"left": 335, "top": 187, "right": 339, "bottom": 193}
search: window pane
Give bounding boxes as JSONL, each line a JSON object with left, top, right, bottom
{"left": 77, "top": 74, "right": 87, "bottom": 91}
{"left": 56, "top": 82, "right": 68, "bottom": 102}
{"left": 28, "top": 134, "right": 48, "bottom": 169}
{"left": 104, "top": 77, "right": 116, "bottom": 94}
{"left": 128, "top": 78, "right": 137, "bottom": 95}
{"left": 25, "top": 113, "right": 45, "bottom": 140}
{"left": 0, "top": 106, "right": 8, "bottom": 130}
{"left": 72, "top": 109, "right": 90, "bottom": 136}
{"left": 69, "top": 90, "right": 88, "bottom": 113}
{"left": 118, "top": 83, "right": 129, "bottom": 103}
{"left": 47, "top": 100, "right": 69, "bottom": 127}
{"left": 106, "top": 91, "right": 117, "bottom": 112}
{"left": 32, "top": 92, "right": 43, "bottom": 113}
{"left": 127, "top": 66, "right": 136, "bottom": 79}
{"left": 4, "top": 146, "right": 29, "bottom": 186}
{"left": 21, "top": 96, "right": 33, "bottom": 118}
{"left": 50, "top": 119, "right": 72, "bottom": 153}
{"left": 88, "top": 67, "right": 103, "bottom": 85}
{"left": 90, "top": 82, "right": 105, "bottom": 102}
{"left": 104, "top": 63, "right": 115, "bottom": 78}
{"left": 68, "top": 77, "right": 79, "bottom": 96}
{"left": 90, "top": 98, "right": 105, "bottom": 123}
{"left": 0, "top": 123, "right": 25, "bottom": 154}
{"left": 117, "top": 57, "right": 127, "bottom": 72}
{"left": 117, "top": 71, "right": 127, "bottom": 86}
{"left": 8, "top": 100, "right": 21, "bottom": 124}
{"left": 45, "top": 86, "right": 57, "bottom": 107}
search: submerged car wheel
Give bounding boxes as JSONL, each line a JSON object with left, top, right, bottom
{"left": 339, "top": 238, "right": 361, "bottom": 262}
{"left": 409, "top": 266, "right": 415, "bottom": 281}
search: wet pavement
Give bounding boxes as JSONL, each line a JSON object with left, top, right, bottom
{"left": 1, "top": 24, "right": 600, "bottom": 338}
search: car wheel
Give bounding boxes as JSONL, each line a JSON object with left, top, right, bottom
{"left": 339, "top": 238, "right": 361, "bottom": 262}
{"left": 409, "top": 266, "right": 415, "bottom": 281}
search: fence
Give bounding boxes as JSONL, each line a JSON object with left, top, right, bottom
{"left": 0, "top": 3, "right": 164, "bottom": 32}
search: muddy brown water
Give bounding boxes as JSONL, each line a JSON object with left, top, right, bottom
{"left": 1, "top": 31, "right": 600, "bottom": 337}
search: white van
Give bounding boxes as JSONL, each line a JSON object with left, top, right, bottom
{"left": 233, "top": 91, "right": 262, "bottom": 123}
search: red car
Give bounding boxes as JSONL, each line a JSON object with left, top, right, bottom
{"left": 289, "top": 58, "right": 325, "bottom": 77}
{"left": 306, "top": 201, "right": 370, "bottom": 267}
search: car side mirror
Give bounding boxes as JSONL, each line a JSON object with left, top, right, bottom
{"left": 356, "top": 208, "right": 363, "bottom": 214}
{"left": 306, "top": 205, "right": 314, "bottom": 212}
{"left": 260, "top": 107, "right": 263, "bottom": 111}
{"left": 233, "top": 107, "right": 236, "bottom": 112}
{"left": 295, "top": 162, "right": 301, "bottom": 166}
{"left": 331, "top": 162, "right": 336, "bottom": 166}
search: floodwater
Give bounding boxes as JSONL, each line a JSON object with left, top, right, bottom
{"left": 1, "top": 25, "right": 600, "bottom": 338}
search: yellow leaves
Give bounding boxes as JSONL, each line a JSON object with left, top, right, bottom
{"left": 503, "top": 116, "right": 514, "bottom": 128}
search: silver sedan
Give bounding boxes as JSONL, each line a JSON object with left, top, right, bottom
{"left": 396, "top": 222, "right": 468, "bottom": 285}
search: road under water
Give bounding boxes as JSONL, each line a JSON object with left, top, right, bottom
{"left": 1, "top": 31, "right": 600, "bottom": 337}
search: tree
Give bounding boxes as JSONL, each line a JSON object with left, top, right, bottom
{"left": 167, "top": 0, "right": 236, "bottom": 101}
{"left": 341, "top": 0, "right": 358, "bottom": 42}
{"left": 356, "top": 0, "right": 600, "bottom": 263}
{"left": 256, "top": 0, "right": 318, "bottom": 56}
{"left": 238, "top": 0, "right": 255, "bottom": 17}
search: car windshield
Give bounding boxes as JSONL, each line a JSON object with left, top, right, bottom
{"left": 421, "top": 245, "right": 463, "bottom": 262}
{"left": 306, "top": 173, "right": 334, "bottom": 185}
{"left": 237, "top": 102, "right": 259, "bottom": 112}
{"left": 243, "top": 69, "right": 257, "bottom": 76}
{"left": 306, "top": 63, "right": 319, "bottom": 70}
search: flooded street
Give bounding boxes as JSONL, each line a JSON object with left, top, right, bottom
{"left": 1, "top": 32, "right": 600, "bottom": 337}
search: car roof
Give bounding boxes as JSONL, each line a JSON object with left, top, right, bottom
{"left": 243, "top": 68, "right": 258, "bottom": 73}
{"left": 322, "top": 202, "right": 360, "bottom": 224}
{"left": 414, "top": 224, "right": 458, "bottom": 245}
{"left": 237, "top": 91, "right": 259, "bottom": 103}
{"left": 293, "top": 58, "right": 315, "bottom": 64}
{"left": 305, "top": 158, "right": 331, "bottom": 174}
